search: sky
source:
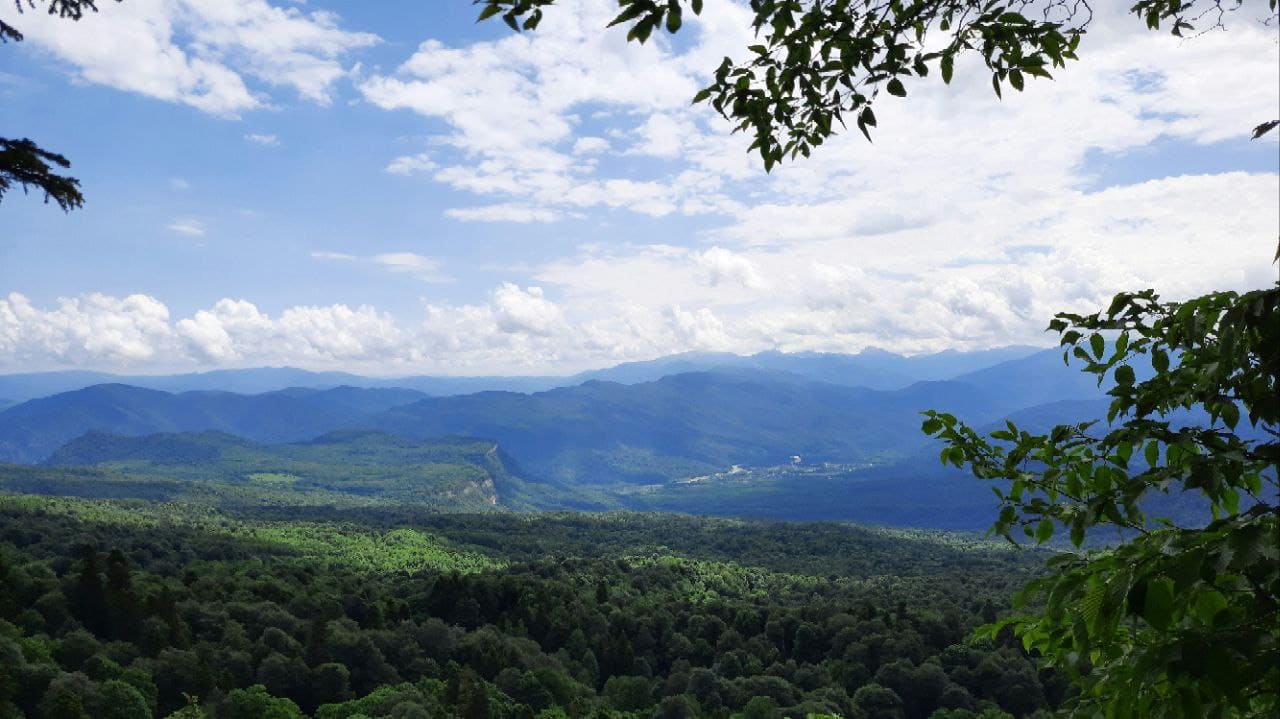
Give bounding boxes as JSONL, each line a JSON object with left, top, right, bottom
{"left": 1, "top": 0, "right": 1277, "bottom": 376}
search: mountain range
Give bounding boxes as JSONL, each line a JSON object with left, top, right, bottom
{"left": 0, "top": 345, "right": 1120, "bottom": 524}
{"left": 0, "top": 345, "right": 1043, "bottom": 403}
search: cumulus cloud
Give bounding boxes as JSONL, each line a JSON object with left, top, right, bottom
{"left": 0, "top": 288, "right": 641, "bottom": 373}
{"left": 0, "top": 293, "right": 173, "bottom": 367}
{"left": 361, "top": 0, "right": 1277, "bottom": 246}
{"left": 362, "top": 0, "right": 754, "bottom": 219}
{"left": 244, "top": 132, "right": 279, "bottom": 145}
{"left": 493, "top": 284, "right": 565, "bottom": 336}
{"left": 2, "top": 3, "right": 1276, "bottom": 375}
{"left": 0, "top": 0, "right": 378, "bottom": 117}
{"left": 696, "top": 247, "right": 766, "bottom": 290}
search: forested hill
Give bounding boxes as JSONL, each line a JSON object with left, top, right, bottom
{"left": 0, "top": 384, "right": 425, "bottom": 464}
{"left": 29, "top": 429, "right": 534, "bottom": 511}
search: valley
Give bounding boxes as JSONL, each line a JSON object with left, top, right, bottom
{"left": 0, "top": 345, "right": 1110, "bottom": 529}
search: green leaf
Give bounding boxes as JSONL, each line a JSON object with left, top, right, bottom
{"left": 608, "top": 3, "right": 651, "bottom": 28}
{"left": 1090, "top": 333, "right": 1106, "bottom": 360}
{"left": 1082, "top": 578, "right": 1106, "bottom": 631}
{"left": 1144, "top": 440, "right": 1159, "bottom": 467}
{"left": 940, "top": 54, "right": 954, "bottom": 84}
{"left": 1115, "top": 365, "right": 1135, "bottom": 386}
{"left": 1220, "top": 402, "right": 1239, "bottom": 429}
{"left": 886, "top": 78, "right": 906, "bottom": 97}
{"left": 1142, "top": 577, "right": 1175, "bottom": 630}
{"left": 1115, "top": 441, "right": 1132, "bottom": 465}
{"left": 1035, "top": 520, "right": 1054, "bottom": 545}
{"left": 856, "top": 106, "right": 876, "bottom": 141}
{"left": 1152, "top": 348, "right": 1169, "bottom": 373}
{"left": 1193, "top": 590, "right": 1228, "bottom": 625}
{"left": 666, "top": 6, "right": 682, "bottom": 33}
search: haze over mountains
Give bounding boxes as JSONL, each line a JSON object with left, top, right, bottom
{"left": 0, "top": 344, "right": 1115, "bottom": 528}
{"left": 0, "top": 345, "right": 1043, "bottom": 403}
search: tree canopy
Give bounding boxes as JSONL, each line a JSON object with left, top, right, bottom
{"left": 478, "top": 0, "right": 1280, "bottom": 169}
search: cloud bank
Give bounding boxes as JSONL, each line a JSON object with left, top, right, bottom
{"left": 1, "top": 0, "right": 377, "bottom": 116}
{"left": 1, "top": 0, "right": 1276, "bottom": 375}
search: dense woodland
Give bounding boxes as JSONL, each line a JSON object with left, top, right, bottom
{"left": 0, "top": 494, "right": 1061, "bottom": 719}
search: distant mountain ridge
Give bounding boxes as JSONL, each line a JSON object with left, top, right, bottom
{"left": 0, "top": 384, "right": 427, "bottom": 464}
{"left": 363, "top": 358, "right": 1099, "bottom": 484}
{"left": 0, "top": 347, "right": 1108, "bottom": 491}
{"left": 0, "top": 342, "right": 1142, "bottom": 525}
{"left": 0, "top": 345, "right": 1046, "bottom": 402}
{"left": 574, "top": 345, "right": 1044, "bottom": 389}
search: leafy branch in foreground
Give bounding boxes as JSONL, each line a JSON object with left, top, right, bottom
{"left": 477, "top": 0, "right": 1279, "bottom": 170}
{"left": 0, "top": 137, "right": 84, "bottom": 210}
{"left": 2, "top": 1, "right": 118, "bottom": 212}
{"left": 923, "top": 285, "right": 1279, "bottom": 718}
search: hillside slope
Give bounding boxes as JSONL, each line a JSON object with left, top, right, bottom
{"left": 0, "top": 384, "right": 425, "bottom": 463}
{"left": 35, "top": 429, "right": 532, "bottom": 509}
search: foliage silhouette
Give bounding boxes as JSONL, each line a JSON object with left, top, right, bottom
{"left": 1, "top": 1, "right": 120, "bottom": 211}
{"left": 924, "top": 286, "right": 1279, "bottom": 717}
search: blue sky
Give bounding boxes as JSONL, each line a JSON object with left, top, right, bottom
{"left": 1, "top": 0, "right": 1277, "bottom": 375}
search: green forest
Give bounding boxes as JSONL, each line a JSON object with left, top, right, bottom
{"left": 0, "top": 495, "right": 1055, "bottom": 719}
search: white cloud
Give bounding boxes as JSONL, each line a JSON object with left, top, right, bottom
{"left": 169, "top": 177, "right": 191, "bottom": 190}
{"left": 629, "top": 113, "right": 692, "bottom": 158}
{"left": 445, "top": 204, "right": 562, "bottom": 223}
{"left": 572, "top": 136, "right": 610, "bottom": 154}
{"left": 0, "top": 0, "right": 378, "bottom": 117}
{"left": 312, "top": 251, "right": 450, "bottom": 282}
{"left": 0, "top": 292, "right": 174, "bottom": 367}
{"left": 311, "top": 251, "right": 357, "bottom": 262}
{"left": 385, "top": 151, "right": 436, "bottom": 175}
{"left": 493, "top": 284, "right": 565, "bottom": 336}
{"left": 357, "top": 0, "right": 1276, "bottom": 232}
{"left": 244, "top": 132, "right": 279, "bottom": 145}
{"left": 359, "top": 0, "right": 752, "bottom": 219}
{"left": 2, "top": 4, "right": 1277, "bottom": 376}
{"left": 166, "top": 219, "right": 206, "bottom": 237}
{"left": 696, "top": 247, "right": 765, "bottom": 289}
